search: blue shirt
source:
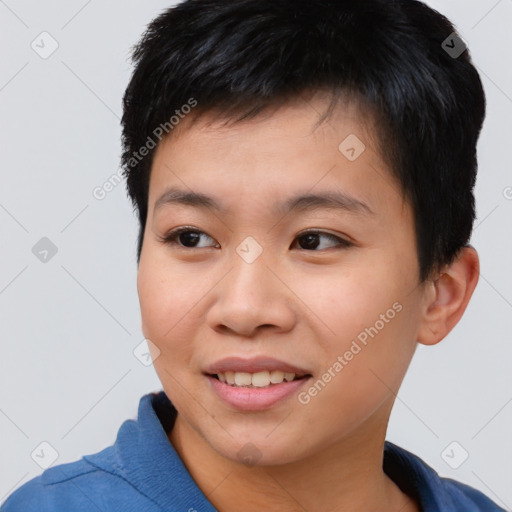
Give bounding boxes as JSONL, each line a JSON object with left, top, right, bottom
{"left": 1, "top": 391, "right": 506, "bottom": 512}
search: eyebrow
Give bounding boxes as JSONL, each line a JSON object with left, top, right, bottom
{"left": 154, "top": 187, "right": 374, "bottom": 217}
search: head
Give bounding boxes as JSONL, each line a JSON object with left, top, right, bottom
{"left": 122, "top": 0, "right": 485, "bottom": 466}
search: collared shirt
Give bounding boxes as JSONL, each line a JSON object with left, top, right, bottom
{"left": 1, "top": 391, "right": 506, "bottom": 512}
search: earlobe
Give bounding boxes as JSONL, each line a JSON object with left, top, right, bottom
{"left": 417, "top": 246, "right": 480, "bottom": 346}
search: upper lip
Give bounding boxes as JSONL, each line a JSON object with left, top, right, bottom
{"left": 205, "top": 356, "right": 311, "bottom": 376}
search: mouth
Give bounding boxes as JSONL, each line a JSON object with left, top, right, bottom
{"left": 205, "top": 371, "right": 313, "bottom": 411}
{"left": 207, "top": 370, "right": 312, "bottom": 388}
{"left": 203, "top": 356, "right": 313, "bottom": 410}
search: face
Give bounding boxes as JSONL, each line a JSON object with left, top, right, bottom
{"left": 137, "top": 94, "right": 428, "bottom": 466}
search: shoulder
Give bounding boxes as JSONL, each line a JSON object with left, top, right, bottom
{"left": 384, "top": 441, "right": 507, "bottom": 512}
{"left": 2, "top": 392, "right": 168, "bottom": 512}
{"left": 1, "top": 458, "right": 97, "bottom": 511}
{"left": 437, "top": 476, "right": 507, "bottom": 511}
{"left": 0, "top": 456, "right": 147, "bottom": 512}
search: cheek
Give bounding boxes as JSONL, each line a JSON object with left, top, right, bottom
{"left": 300, "top": 307, "right": 416, "bottom": 438}
{"left": 302, "top": 267, "right": 402, "bottom": 341}
{"left": 138, "top": 261, "right": 201, "bottom": 408}
{"left": 303, "top": 264, "right": 418, "bottom": 385}
{"left": 137, "top": 257, "right": 200, "bottom": 359}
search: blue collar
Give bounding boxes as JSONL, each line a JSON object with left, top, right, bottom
{"left": 79, "top": 391, "right": 469, "bottom": 512}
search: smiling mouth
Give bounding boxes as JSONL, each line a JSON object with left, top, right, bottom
{"left": 208, "top": 370, "right": 312, "bottom": 388}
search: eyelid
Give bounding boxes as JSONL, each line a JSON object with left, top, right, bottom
{"left": 159, "top": 226, "right": 219, "bottom": 248}
{"left": 294, "top": 229, "right": 353, "bottom": 249}
{"left": 159, "top": 226, "right": 354, "bottom": 251}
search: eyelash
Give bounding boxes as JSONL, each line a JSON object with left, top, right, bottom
{"left": 159, "top": 226, "right": 353, "bottom": 251}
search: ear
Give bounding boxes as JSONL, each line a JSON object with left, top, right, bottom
{"left": 417, "top": 245, "right": 480, "bottom": 346}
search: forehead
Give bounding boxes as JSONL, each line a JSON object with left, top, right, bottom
{"left": 147, "top": 94, "right": 406, "bottom": 222}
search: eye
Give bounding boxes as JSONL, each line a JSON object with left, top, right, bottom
{"left": 291, "top": 230, "right": 353, "bottom": 251}
{"left": 159, "top": 226, "right": 219, "bottom": 249}
{"left": 159, "top": 227, "right": 352, "bottom": 251}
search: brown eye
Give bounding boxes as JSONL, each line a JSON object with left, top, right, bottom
{"left": 161, "top": 227, "right": 219, "bottom": 248}
{"left": 292, "top": 231, "right": 352, "bottom": 251}
{"left": 159, "top": 227, "right": 352, "bottom": 252}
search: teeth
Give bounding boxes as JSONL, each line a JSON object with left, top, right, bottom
{"left": 234, "top": 372, "right": 252, "bottom": 386}
{"left": 215, "top": 370, "right": 300, "bottom": 387}
{"left": 270, "top": 370, "right": 285, "bottom": 383}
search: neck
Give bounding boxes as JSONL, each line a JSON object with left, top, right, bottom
{"left": 167, "top": 413, "right": 420, "bottom": 512}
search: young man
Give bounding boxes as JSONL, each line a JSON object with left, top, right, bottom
{"left": 2, "top": 1, "right": 506, "bottom": 511}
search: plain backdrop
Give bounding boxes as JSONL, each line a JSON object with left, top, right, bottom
{"left": 1, "top": 0, "right": 511, "bottom": 507}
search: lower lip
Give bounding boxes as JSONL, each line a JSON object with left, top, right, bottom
{"left": 206, "top": 375, "right": 311, "bottom": 411}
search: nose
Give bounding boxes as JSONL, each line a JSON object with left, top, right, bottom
{"left": 206, "top": 251, "right": 296, "bottom": 338}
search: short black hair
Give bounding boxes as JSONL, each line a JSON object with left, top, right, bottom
{"left": 121, "top": 0, "right": 486, "bottom": 283}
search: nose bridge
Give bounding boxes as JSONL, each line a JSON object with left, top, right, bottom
{"left": 206, "top": 241, "right": 295, "bottom": 335}
{"left": 225, "top": 242, "right": 273, "bottom": 306}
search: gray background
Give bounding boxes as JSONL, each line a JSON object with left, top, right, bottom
{"left": 1, "top": 0, "right": 511, "bottom": 507}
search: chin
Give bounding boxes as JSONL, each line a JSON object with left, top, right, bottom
{"left": 202, "top": 426, "right": 311, "bottom": 467}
